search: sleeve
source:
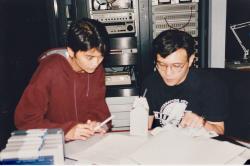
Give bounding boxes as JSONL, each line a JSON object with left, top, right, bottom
{"left": 88, "top": 65, "right": 111, "bottom": 128}
{"left": 146, "top": 90, "right": 155, "bottom": 116}
{"left": 14, "top": 61, "right": 77, "bottom": 134}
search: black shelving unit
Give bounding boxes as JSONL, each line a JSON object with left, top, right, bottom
{"left": 79, "top": 0, "right": 142, "bottom": 97}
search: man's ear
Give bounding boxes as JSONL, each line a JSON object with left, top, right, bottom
{"left": 188, "top": 54, "right": 195, "bottom": 67}
{"left": 67, "top": 47, "right": 75, "bottom": 58}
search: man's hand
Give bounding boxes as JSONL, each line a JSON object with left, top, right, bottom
{"left": 180, "top": 111, "right": 205, "bottom": 128}
{"left": 65, "top": 120, "right": 108, "bottom": 141}
{"left": 65, "top": 123, "right": 95, "bottom": 141}
{"left": 87, "top": 120, "right": 108, "bottom": 134}
{"left": 180, "top": 111, "right": 225, "bottom": 135}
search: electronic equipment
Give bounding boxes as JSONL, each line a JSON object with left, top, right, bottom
{"left": 105, "top": 48, "right": 137, "bottom": 66}
{"left": 91, "top": 9, "right": 134, "bottom": 22}
{"left": 154, "top": 0, "right": 198, "bottom": 5}
{"left": 158, "top": 0, "right": 171, "bottom": 4}
{"left": 153, "top": 20, "right": 198, "bottom": 38}
{"left": 105, "top": 71, "right": 132, "bottom": 86}
{"left": 179, "top": 0, "right": 193, "bottom": 3}
{"left": 153, "top": 12, "right": 198, "bottom": 22}
{"left": 90, "top": 9, "right": 135, "bottom": 35}
{"left": 152, "top": 3, "right": 199, "bottom": 38}
{"left": 104, "top": 37, "right": 137, "bottom": 66}
{"left": 87, "top": 0, "right": 139, "bottom": 97}
{"left": 154, "top": 28, "right": 198, "bottom": 39}
{"left": 152, "top": 3, "right": 198, "bottom": 13}
{"left": 92, "top": 0, "right": 133, "bottom": 10}
{"left": 104, "top": 21, "right": 135, "bottom": 34}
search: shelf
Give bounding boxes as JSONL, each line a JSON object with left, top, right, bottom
{"left": 106, "top": 82, "right": 139, "bottom": 97}
{"left": 226, "top": 61, "right": 250, "bottom": 71}
{"left": 104, "top": 53, "right": 137, "bottom": 66}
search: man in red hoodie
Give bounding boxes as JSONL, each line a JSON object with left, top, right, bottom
{"left": 15, "top": 17, "right": 111, "bottom": 141}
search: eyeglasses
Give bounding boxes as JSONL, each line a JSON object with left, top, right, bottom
{"left": 156, "top": 61, "right": 188, "bottom": 73}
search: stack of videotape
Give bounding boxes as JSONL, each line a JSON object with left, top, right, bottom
{"left": 0, "top": 128, "right": 64, "bottom": 165}
{"left": 106, "top": 96, "right": 138, "bottom": 131}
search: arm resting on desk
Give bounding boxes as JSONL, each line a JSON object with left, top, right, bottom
{"left": 204, "top": 121, "right": 224, "bottom": 135}
{"left": 148, "top": 114, "right": 224, "bottom": 135}
{"left": 148, "top": 116, "right": 154, "bottom": 129}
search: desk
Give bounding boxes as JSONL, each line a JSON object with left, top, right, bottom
{"left": 226, "top": 61, "right": 250, "bottom": 71}
{"left": 64, "top": 131, "right": 250, "bottom": 165}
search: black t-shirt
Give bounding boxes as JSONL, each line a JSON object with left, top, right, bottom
{"left": 142, "top": 68, "right": 228, "bottom": 129}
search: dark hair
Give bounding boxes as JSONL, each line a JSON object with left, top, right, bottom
{"left": 67, "top": 17, "right": 109, "bottom": 56}
{"left": 153, "top": 30, "right": 195, "bottom": 60}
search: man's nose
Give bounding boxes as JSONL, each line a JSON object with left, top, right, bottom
{"left": 91, "top": 58, "right": 99, "bottom": 67}
{"left": 92, "top": 57, "right": 97, "bottom": 63}
{"left": 166, "top": 66, "right": 173, "bottom": 75}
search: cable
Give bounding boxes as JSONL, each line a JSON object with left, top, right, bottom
{"left": 164, "top": 6, "right": 193, "bottom": 30}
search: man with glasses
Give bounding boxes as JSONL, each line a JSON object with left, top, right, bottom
{"left": 143, "top": 30, "right": 228, "bottom": 135}
{"left": 15, "top": 18, "right": 111, "bottom": 141}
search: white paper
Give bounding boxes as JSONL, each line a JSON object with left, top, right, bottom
{"left": 150, "top": 125, "right": 218, "bottom": 138}
{"left": 67, "top": 134, "right": 147, "bottom": 164}
{"left": 129, "top": 130, "right": 247, "bottom": 164}
{"left": 130, "top": 97, "right": 149, "bottom": 136}
{"left": 64, "top": 131, "right": 249, "bottom": 165}
{"left": 65, "top": 134, "right": 104, "bottom": 157}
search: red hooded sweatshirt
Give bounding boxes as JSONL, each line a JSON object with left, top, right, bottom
{"left": 15, "top": 48, "right": 111, "bottom": 134}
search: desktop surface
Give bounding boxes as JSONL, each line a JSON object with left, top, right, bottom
{"left": 64, "top": 130, "right": 250, "bottom": 165}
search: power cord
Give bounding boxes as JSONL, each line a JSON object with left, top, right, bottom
{"left": 164, "top": 6, "right": 193, "bottom": 30}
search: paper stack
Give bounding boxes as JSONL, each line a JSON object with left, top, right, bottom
{"left": 0, "top": 128, "right": 64, "bottom": 165}
{"left": 106, "top": 96, "right": 138, "bottom": 131}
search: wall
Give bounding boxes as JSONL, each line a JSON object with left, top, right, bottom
{"left": 208, "top": 0, "right": 227, "bottom": 68}
{"left": 0, "top": 0, "right": 51, "bottom": 150}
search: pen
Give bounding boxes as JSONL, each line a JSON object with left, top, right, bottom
{"left": 64, "top": 157, "right": 78, "bottom": 162}
{"left": 94, "top": 115, "right": 115, "bottom": 131}
{"left": 132, "top": 88, "right": 148, "bottom": 109}
{"left": 142, "top": 88, "right": 148, "bottom": 97}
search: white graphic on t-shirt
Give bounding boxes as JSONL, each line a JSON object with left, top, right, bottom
{"left": 154, "top": 99, "right": 188, "bottom": 127}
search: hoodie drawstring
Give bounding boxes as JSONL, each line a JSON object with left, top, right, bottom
{"left": 86, "top": 74, "right": 90, "bottom": 97}
{"left": 74, "top": 80, "right": 79, "bottom": 121}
